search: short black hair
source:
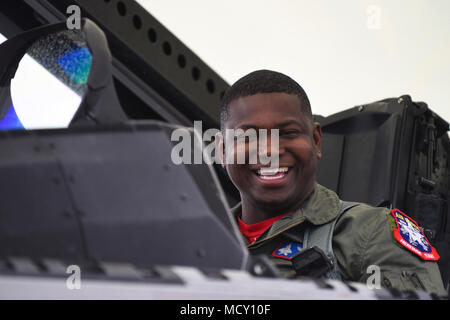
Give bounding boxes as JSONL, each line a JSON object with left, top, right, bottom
{"left": 220, "top": 69, "right": 312, "bottom": 130}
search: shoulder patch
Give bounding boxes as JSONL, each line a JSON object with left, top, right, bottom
{"left": 272, "top": 241, "right": 303, "bottom": 260}
{"left": 391, "top": 209, "right": 439, "bottom": 261}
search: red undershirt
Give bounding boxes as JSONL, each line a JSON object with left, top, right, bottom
{"left": 238, "top": 212, "right": 292, "bottom": 245}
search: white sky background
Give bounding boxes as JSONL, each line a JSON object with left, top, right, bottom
{"left": 1, "top": 1, "right": 448, "bottom": 124}
{"left": 137, "top": 0, "right": 450, "bottom": 122}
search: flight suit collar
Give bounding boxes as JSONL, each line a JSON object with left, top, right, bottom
{"left": 299, "top": 183, "right": 341, "bottom": 225}
{"left": 231, "top": 183, "right": 341, "bottom": 246}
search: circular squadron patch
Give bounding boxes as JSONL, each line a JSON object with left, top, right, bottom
{"left": 391, "top": 209, "right": 440, "bottom": 261}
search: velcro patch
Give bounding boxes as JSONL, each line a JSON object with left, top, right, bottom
{"left": 272, "top": 241, "right": 303, "bottom": 260}
{"left": 391, "top": 209, "right": 439, "bottom": 261}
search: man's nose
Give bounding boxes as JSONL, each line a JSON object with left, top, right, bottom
{"left": 257, "top": 130, "right": 283, "bottom": 159}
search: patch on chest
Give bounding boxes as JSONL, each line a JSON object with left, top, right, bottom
{"left": 272, "top": 241, "right": 303, "bottom": 260}
{"left": 391, "top": 209, "right": 439, "bottom": 261}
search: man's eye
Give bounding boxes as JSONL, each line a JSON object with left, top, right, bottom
{"left": 281, "top": 130, "right": 300, "bottom": 137}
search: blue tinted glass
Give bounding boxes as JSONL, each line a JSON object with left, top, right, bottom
{"left": 0, "top": 105, "right": 25, "bottom": 130}
{"left": 57, "top": 47, "right": 92, "bottom": 84}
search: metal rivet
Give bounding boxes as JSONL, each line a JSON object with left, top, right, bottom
{"left": 253, "top": 263, "right": 264, "bottom": 276}
{"left": 196, "top": 248, "right": 206, "bottom": 258}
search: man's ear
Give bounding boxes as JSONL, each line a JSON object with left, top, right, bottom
{"left": 313, "top": 122, "right": 322, "bottom": 160}
{"left": 215, "top": 131, "right": 226, "bottom": 168}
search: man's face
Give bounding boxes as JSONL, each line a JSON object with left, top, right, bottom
{"left": 218, "top": 92, "right": 322, "bottom": 212}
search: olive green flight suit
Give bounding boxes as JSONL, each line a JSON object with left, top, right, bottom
{"left": 232, "top": 183, "right": 447, "bottom": 296}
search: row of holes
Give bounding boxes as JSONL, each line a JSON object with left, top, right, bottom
{"left": 104, "top": 0, "right": 224, "bottom": 99}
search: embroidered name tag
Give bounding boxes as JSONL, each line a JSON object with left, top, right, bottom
{"left": 391, "top": 209, "right": 440, "bottom": 261}
{"left": 272, "top": 241, "right": 303, "bottom": 260}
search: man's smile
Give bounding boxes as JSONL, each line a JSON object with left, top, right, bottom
{"left": 252, "top": 166, "right": 293, "bottom": 186}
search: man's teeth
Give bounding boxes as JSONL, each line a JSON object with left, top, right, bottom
{"left": 257, "top": 167, "right": 289, "bottom": 176}
{"left": 259, "top": 174, "right": 285, "bottom": 180}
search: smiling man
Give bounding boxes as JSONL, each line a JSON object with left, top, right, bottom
{"left": 216, "top": 70, "right": 446, "bottom": 295}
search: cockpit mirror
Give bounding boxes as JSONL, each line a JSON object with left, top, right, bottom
{"left": 0, "top": 19, "right": 126, "bottom": 131}
{"left": 8, "top": 29, "right": 90, "bottom": 129}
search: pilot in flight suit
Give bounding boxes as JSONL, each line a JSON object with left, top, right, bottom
{"left": 232, "top": 183, "right": 447, "bottom": 295}
{"left": 216, "top": 69, "right": 447, "bottom": 296}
